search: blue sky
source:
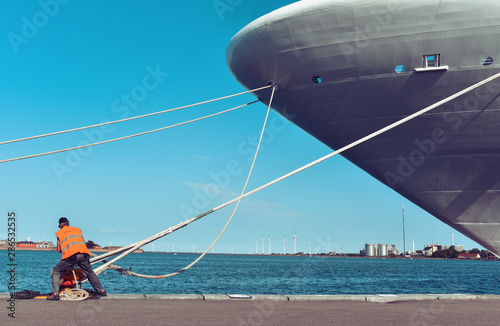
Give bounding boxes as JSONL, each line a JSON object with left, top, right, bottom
{"left": 0, "top": 0, "right": 484, "bottom": 255}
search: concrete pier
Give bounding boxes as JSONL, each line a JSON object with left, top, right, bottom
{"left": 2, "top": 293, "right": 500, "bottom": 326}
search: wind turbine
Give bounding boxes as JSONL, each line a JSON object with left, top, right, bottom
{"left": 269, "top": 236, "right": 273, "bottom": 254}
{"left": 262, "top": 238, "right": 265, "bottom": 255}
{"left": 283, "top": 235, "right": 286, "bottom": 255}
{"left": 309, "top": 241, "right": 312, "bottom": 255}
{"left": 293, "top": 231, "right": 297, "bottom": 254}
{"left": 256, "top": 239, "right": 258, "bottom": 254}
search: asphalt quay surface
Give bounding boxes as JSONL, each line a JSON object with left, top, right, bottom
{"left": 2, "top": 294, "right": 500, "bottom": 326}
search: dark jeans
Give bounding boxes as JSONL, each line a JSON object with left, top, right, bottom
{"left": 51, "top": 253, "right": 104, "bottom": 294}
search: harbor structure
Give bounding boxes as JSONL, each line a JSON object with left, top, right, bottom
{"left": 361, "top": 243, "right": 399, "bottom": 256}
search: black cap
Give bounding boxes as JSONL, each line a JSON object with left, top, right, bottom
{"left": 59, "top": 217, "right": 69, "bottom": 225}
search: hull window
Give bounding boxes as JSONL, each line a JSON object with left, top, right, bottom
{"left": 312, "top": 76, "right": 322, "bottom": 84}
{"left": 423, "top": 54, "right": 440, "bottom": 68}
{"left": 415, "top": 54, "right": 449, "bottom": 72}
{"left": 395, "top": 65, "right": 407, "bottom": 74}
{"left": 481, "top": 57, "right": 494, "bottom": 66}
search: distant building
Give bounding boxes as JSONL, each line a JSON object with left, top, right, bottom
{"left": 422, "top": 244, "right": 439, "bottom": 256}
{"left": 436, "top": 244, "right": 464, "bottom": 252}
{"left": 416, "top": 243, "right": 465, "bottom": 256}
{"left": 458, "top": 253, "right": 480, "bottom": 259}
{"left": 103, "top": 246, "right": 121, "bottom": 250}
{"left": 17, "top": 241, "right": 36, "bottom": 247}
{"left": 388, "top": 244, "right": 399, "bottom": 256}
{"left": 36, "top": 241, "right": 54, "bottom": 248}
{"left": 91, "top": 245, "right": 101, "bottom": 249}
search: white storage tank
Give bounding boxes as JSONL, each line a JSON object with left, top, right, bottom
{"left": 365, "top": 243, "right": 376, "bottom": 256}
{"left": 379, "top": 244, "right": 388, "bottom": 256}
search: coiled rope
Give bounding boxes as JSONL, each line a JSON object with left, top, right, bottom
{"left": 59, "top": 289, "right": 89, "bottom": 301}
{"left": 89, "top": 71, "right": 500, "bottom": 277}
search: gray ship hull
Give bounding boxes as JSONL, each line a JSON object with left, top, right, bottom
{"left": 226, "top": 0, "right": 500, "bottom": 255}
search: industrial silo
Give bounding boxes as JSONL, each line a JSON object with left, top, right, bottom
{"left": 379, "top": 244, "right": 388, "bottom": 256}
{"left": 365, "top": 243, "right": 375, "bottom": 256}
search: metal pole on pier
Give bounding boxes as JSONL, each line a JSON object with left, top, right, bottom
{"left": 402, "top": 206, "right": 406, "bottom": 256}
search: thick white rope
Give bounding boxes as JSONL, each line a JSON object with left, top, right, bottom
{"left": 59, "top": 289, "right": 89, "bottom": 301}
{"left": 0, "top": 101, "right": 258, "bottom": 164}
{"left": 119, "top": 86, "right": 276, "bottom": 279}
{"left": 0, "top": 85, "right": 271, "bottom": 146}
{"left": 90, "top": 71, "right": 500, "bottom": 273}
{"left": 91, "top": 86, "right": 276, "bottom": 277}
{"left": 225, "top": 72, "right": 500, "bottom": 208}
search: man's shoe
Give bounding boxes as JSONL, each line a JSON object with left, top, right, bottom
{"left": 98, "top": 289, "right": 107, "bottom": 297}
{"left": 46, "top": 293, "right": 59, "bottom": 301}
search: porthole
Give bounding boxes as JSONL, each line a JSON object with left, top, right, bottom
{"left": 395, "top": 65, "right": 407, "bottom": 74}
{"left": 481, "top": 57, "right": 494, "bottom": 66}
{"left": 312, "top": 76, "right": 322, "bottom": 83}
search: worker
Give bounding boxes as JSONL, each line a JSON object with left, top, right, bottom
{"left": 47, "top": 217, "right": 107, "bottom": 300}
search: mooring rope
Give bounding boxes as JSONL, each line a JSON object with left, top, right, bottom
{"left": 90, "top": 71, "right": 500, "bottom": 275}
{"left": 0, "top": 101, "right": 258, "bottom": 164}
{"left": 109, "top": 86, "right": 276, "bottom": 279}
{"left": 0, "top": 85, "right": 272, "bottom": 146}
{"left": 91, "top": 86, "right": 277, "bottom": 277}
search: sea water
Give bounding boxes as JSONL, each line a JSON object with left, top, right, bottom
{"left": 1, "top": 251, "right": 499, "bottom": 295}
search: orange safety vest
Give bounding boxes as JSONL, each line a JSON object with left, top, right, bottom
{"left": 56, "top": 226, "right": 89, "bottom": 260}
